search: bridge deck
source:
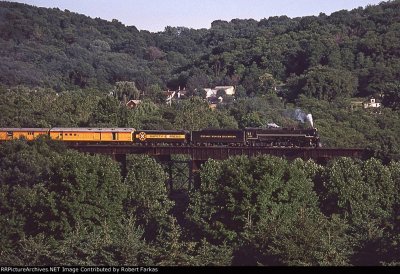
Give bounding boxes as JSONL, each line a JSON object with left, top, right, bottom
{"left": 66, "top": 144, "right": 369, "bottom": 162}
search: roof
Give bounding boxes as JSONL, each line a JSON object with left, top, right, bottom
{"left": 163, "top": 91, "right": 175, "bottom": 96}
{"left": 363, "top": 97, "right": 381, "bottom": 103}
{"left": 126, "top": 100, "right": 141, "bottom": 104}
{"left": 50, "top": 128, "right": 135, "bottom": 132}
{"left": 215, "top": 86, "right": 234, "bottom": 89}
{"left": 0, "top": 128, "right": 50, "bottom": 131}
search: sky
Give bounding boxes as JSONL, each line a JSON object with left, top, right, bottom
{"left": 9, "top": 0, "right": 385, "bottom": 32}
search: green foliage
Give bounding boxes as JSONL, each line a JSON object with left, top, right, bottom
{"left": 187, "top": 156, "right": 320, "bottom": 246}
{"left": 0, "top": 234, "right": 58, "bottom": 266}
{"left": 320, "top": 157, "right": 398, "bottom": 265}
{"left": 288, "top": 66, "right": 358, "bottom": 101}
{"left": 0, "top": 217, "right": 152, "bottom": 266}
{"left": 0, "top": 87, "right": 102, "bottom": 127}
{"left": 0, "top": 139, "right": 127, "bottom": 246}
{"left": 1, "top": 1, "right": 400, "bottom": 106}
{"left": 154, "top": 217, "right": 232, "bottom": 266}
{"left": 52, "top": 217, "right": 151, "bottom": 266}
{"left": 87, "top": 96, "right": 121, "bottom": 127}
{"left": 173, "top": 97, "right": 219, "bottom": 130}
{"left": 127, "top": 100, "right": 172, "bottom": 129}
{"left": 114, "top": 81, "right": 140, "bottom": 101}
{"left": 322, "top": 158, "right": 395, "bottom": 233}
{"left": 124, "top": 155, "right": 174, "bottom": 241}
{"left": 48, "top": 151, "right": 127, "bottom": 238}
{"left": 256, "top": 212, "right": 353, "bottom": 266}
{"left": 296, "top": 95, "right": 400, "bottom": 160}
{"left": 1, "top": 139, "right": 400, "bottom": 265}
{"left": 223, "top": 95, "right": 289, "bottom": 128}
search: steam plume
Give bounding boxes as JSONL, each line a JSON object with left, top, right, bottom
{"left": 306, "top": 114, "right": 314, "bottom": 128}
{"left": 284, "top": 108, "right": 315, "bottom": 128}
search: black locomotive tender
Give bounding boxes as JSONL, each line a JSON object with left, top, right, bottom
{"left": 133, "top": 127, "right": 320, "bottom": 147}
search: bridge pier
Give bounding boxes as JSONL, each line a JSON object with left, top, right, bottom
{"left": 192, "top": 160, "right": 205, "bottom": 189}
{"left": 152, "top": 156, "right": 208, "bottom": 191}
{"left": 110, "top": 153, "right": 127, "bottom": 177}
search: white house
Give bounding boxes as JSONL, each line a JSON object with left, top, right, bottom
{"left": 363, "top": 98, "right": 381, "bottom": 108}
{"left": 204, "top": 88, "right": 215, "bottom": 98}
{"left": 215, "top": 86, "right": 235, "bottom": 96}
{"left": 204, "top": 86, "right": 235, "bottom": 98}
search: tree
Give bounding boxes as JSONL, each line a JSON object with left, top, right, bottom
{"left": 154, "top": 217, "right": 232, "bottom": 266}
{"left": 87, "top": 96, "right": 120, "bottom": 126}
{"left": 0, "top": 140, "right": 127, "bottom": 246}
{"left": 0, "top": 138, "right": 63, "bottom": 250}
{"left": 252, "top": 212, "right": 352, "bottom": 265}
{"left": 114, "top": 81, "right": 140, "bottom": 102}
{"left": 186, "top": 156, "right": 323, "bottom": 264}
{"left": 0, "top": 216, "right": 153, "bottom": 266}
{"left": 321, "top": 157, "right": 397, "bottom": 265}
{"left": 382, "top": 82, "right": 400, "bottom": 110}
{"left": 54, "top": 217, "right": 151, "bottom": 265}
{"left": 45, "top": 151, "right": 127, "bottom": 239}
{"left": 174, "top": 97, "right": 219, "bottom": 130}
{"left": 259, "top": 72, "right": 280, "bottom": 94}
{"left": 288, "top": 66, "right": 358, "bottom": 101}
{"left": 124, "top": 155, "right": 174, "bottom": 241}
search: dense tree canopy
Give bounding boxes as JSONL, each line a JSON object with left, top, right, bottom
{"left": 1, "top": 1, "right": 400, "bottom": 104}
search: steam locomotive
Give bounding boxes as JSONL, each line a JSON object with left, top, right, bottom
{"left": 0, "top": 127, "right": 320, "bottom": 147}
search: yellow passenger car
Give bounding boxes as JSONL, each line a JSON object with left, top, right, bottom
{"left": 49, "top": 128, "right": 135, "bottom": 142}
{"left": 0, "top": 128, "right": 50, "bottom": 141}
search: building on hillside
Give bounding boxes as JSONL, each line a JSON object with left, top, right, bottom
{"left": 350, "top": 100, "right": 364, "bottom": 110}
{"left": 163, "top": 87, "right": 187, "bottom": 105}
{"left": 363, "top": 98, "right": 381, "bottom": 108}
{"left": 204, "top": 86, "right": 235, "bottom": 98}
{"left": 126, "top": 99, "right": 141, "bottom": 108}
{"left": 215, "top": 86, "right": 235, "bottom": 96}
{"left": 204, "top": 88, "right": 214, "bottom": 98}
{"left": 351, "top": 97, "right": 382, "bottom": 111}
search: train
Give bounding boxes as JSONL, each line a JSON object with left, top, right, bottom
{"left": 0, "top": 127, "right": 321, "bottom": 147}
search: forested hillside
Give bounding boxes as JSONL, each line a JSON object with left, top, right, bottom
{"left": 1, "top": 0, "right": 400, "bottom": 104}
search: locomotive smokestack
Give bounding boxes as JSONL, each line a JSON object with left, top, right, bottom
{"left": 306, "top": 114, "right": 314, "bottom": 128}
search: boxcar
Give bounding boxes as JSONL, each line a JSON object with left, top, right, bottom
{"left": 0, "top": 128, "right": 50, "bottom": 141}
{"left": 49, "top": 128, "right": 135, "bottom": 142}
{"left": 134, "top": 130, "right": 189, "bottom": 144}
{"left": 191, "top": 129, "right": 245, "bottom": 146}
